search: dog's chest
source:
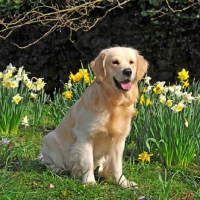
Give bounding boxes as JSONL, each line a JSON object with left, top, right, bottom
{"left": 93, "top": 107, "right": 132, "bottom": 138}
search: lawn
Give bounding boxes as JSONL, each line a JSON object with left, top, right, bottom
{"left": 0, "top": 124, "right": 199, "bottom": 199}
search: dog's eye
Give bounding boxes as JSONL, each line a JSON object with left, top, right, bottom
{"left": 112, "top": 60, "right": 119, "bottom": 65}
{"left": 130, "top": 61, "right": 134, "bottom": 64}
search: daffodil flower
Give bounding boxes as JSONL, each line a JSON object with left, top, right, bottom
{"left": 36, "top": 82, "right": 46, "bottom": 91}
{"left": 182, "top": 79, "right": 189, "bottom": 88}
{"left": 171, "top": 100, "right": 186, "bottom": 113}
{"left": 182, "top": 92, "right": 195, "bottom": 103}
{"left": 63, "top": 90, "right": 73, "bottom": 99}
{"left": 26, "top": 80, "right": 33, "bottom": 89}
{"left": 159, "top": 94, "right": 166, "bottom": 104}
{"left": 178, "top": 68, "right": 189, "bottom": 81}
{"left": 153, "top": 81, "right": 165, "bottom": 94}
{"left": 184, "top": 118, "right": 188, "bottom": 128}
{"left": 22, "top": 116, "right": 29, "bottom": 126}
{"left": 7, "top": 63, "right": 16, "bottom": 72}
{"left": 140, "top": 94, "right": 145, "bottom": 104}
{"left": 10, "top": 80, "right": 19, "bottom": 88}
{"left": 12, "top": 93, "right": 23, "bottom": 104}
{"left": 143, "top": 75, "right": 152, "bottom": 85}
{"left": 146, "top": 98, "right": 152, "bottom": 106}
{"left": 166, "top": 99, "right": 173, "bottom": 107}
{"left": 133, "top": 108, "right": 139, "bottom": 116}
{"left": 2, "top": 79, "right": 11, "bottom": 88}
{"left": 65, "top": 80, "right": 72, "bottom": 89}
{"left": 144, "top": 85, "right": 153, "bottom": 93}
{"left": 17, "top": 66, "right": 24, "bottom": 77}
{"left": 30, "top": 92, "right": 37, "bottom": 99}
{"left": 138, "top": 151, "right": 153, "bottom": 162}
{"left": 62, "top": 190, "right": 67, "bottom": 196}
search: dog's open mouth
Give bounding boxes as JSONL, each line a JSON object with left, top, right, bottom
{"left": 113, "top": 78, "right": 132, "bottom": 91}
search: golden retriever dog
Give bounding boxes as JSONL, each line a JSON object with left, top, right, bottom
{"left": 41, "top": 47, "right": 148, "bottom": 188}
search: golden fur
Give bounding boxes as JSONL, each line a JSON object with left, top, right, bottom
{"left": 41, "top": 47, "right": 148, "bottom": 188}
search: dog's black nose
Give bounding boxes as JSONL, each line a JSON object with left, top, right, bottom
{"left": 123, "top": 68, "right": 132, "bottom": 77}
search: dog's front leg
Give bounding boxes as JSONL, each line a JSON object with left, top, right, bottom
{"left": 80, "top": 141, "right": 96, "bottom": 184}
{"left": 110, "top": 140, "right": 137, "bottom": 188}
{"left": 70, "top": 139, "right": 96, "bottom": 184}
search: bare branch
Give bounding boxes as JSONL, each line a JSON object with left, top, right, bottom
{"left": 135, "top": 0, "right": 200, "bottom": 21}
{"left": 0, "top": 0, "right": 131, "bottom": 48}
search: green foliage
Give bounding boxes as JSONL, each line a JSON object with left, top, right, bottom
{"left": 0, "top": 0, "right": 50, "bottom": 18}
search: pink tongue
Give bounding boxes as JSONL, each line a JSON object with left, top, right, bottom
{"left": 120, "top": 81, "right": 131, "bottom": 90}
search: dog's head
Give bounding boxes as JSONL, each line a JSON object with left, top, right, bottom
{"left": 91, "top": 47, "right": 148, "bottom": 93}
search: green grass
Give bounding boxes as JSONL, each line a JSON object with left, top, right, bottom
{"left": 0, "top": 123, "right": 199, "bottom": 200}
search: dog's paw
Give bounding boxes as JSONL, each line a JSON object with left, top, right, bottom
{"left": 119, "top": 179, "right": 138, "bottom": 189}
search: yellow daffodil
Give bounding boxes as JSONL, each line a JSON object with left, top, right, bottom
{"left": 30, "top": 92, "right": 37, "bottom": 99}
{"left": 36, "top": 82, "right": 46, "bottom": 91}
{"left": 62, "top": 190, "right": 67, "bottom": 196}
{"left": 0, "top": 72, "right": 3, "bottom": 78}
{"left": 3, "top": 72, "right": 12, "bottom": 79}
{"left": 74, "top": 72, "right": 82, "bottom": 82}
{"left": 133, "top": 108, "right": 139, "bottom": 116}
{"left": 153, "top": 81, "right": 165, "bottom": 94}
{"left": 36, "top": 78, "right": 44, "bottom": 84}
{"left": 143, "top": 87, "right": 147, "bottom": 93}
{"left": 166, "top": 99, "right": 173, "bottom": 107}
{"left": 12, "top": 93, "right": 23, "bottom": 104}
{"left": 140, "top": 94, "right": 145, "bottom": 104}
{"left": 63, "top": 90, "right": 73, "bottom": 99}
{"left": 178, "top": 68, "right": 189, "bottom": 81}
{"left": 171, "top": 100, "right": 186, "bottom": 113}
{"left": 146, "top": 98, "right": 152, "bottom": 106}
{"left": 182, "top": 79, "right": 189, "bottom": 88}
{"left": 138, "top": 151, "right": 153, "bottom": 162}
{"left": 84, "top": 74, "right": 90, "bottom": 83}
{"left": 69, "top": 72, "right": 76, "bottom": 82}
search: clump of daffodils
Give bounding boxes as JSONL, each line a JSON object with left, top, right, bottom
{"left": 0, "top": 64, "right": 46, "bottom": 93}
{"left": 138, "top": 69, "right": 197, "bottom": 113}
{"left": 0, "top": 63, "right": 46, "bottom": 134}
{"left": 62, "top": 67, "right": 96, "bottom": 99}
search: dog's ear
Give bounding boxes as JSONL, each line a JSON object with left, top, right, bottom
{"left": 90, "top": 50, "right": 107, "bottom": 82}
{"left": 135, "top": 50, "right": 148, "bottom": 81}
